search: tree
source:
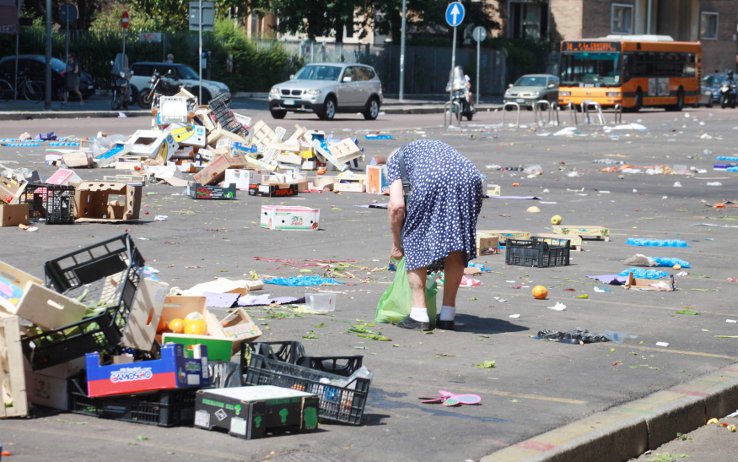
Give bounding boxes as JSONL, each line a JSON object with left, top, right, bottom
{"left": 21, "top": 0, "right": 105, "bottom": 30}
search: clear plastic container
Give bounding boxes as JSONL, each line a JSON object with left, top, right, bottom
{"left": 305, "top": 293, "right": 336, "bottom": 313}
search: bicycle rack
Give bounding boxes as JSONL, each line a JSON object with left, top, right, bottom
{"left": 581, "top": 100, "right": 605, "bottom": 125}
{"left": 502, "top": 102, "right": 521, "bottom": 127}
{"left": 551, "top": 103, "right": 561, "bottom": 126}
{"left": 443, "top": 101, "right": 461, "bottom": 127}
{"left": 568, "top": 102, "right": 578, "bottom": 126}
{"left": 613, "top": 104, "right": 623, "bottom": 125}
{"left": 533, "top": 100, "right": 550, "bottom": 127}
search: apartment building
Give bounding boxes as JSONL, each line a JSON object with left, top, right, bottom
{"left": 503, "top": 0, "right": 737, "bottom": 73}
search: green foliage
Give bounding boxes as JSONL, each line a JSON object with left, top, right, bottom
{"left": 0, "top": 18, "right": 301, "bottom": 92}
{"left": 489, "top": 37, "right": 555, "bottom": 83}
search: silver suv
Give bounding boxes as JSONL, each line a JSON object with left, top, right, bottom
{"left": 268, "top": 63, "right": 383, "bottom": 120}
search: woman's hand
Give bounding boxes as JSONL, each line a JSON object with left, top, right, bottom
{"left": 390, "top": 245, "right": 404, "bottom": 260}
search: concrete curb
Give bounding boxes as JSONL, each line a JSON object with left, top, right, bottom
{"left": 0, "top": 104, "right": 501, "bottom": 121}
{"left": 480, "top": 364, "right": 738, "bottom": 462}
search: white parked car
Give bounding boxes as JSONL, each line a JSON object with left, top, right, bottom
{"left": 268, "top": 63, "right": 383, "bottom": 120}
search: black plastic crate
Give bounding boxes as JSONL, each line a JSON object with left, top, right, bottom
{"left": 68, "top": 375, "right": 196, "bottom": 427}
{"left": 19, "top": 182, "right": 75, "bottom": 224}
{"left": 505, "top": 237, "right": 570, "bottom": 268}
{"left": 240, "top": 343, "right": 369, "bottom": 425}
{"left": 22, "top": 234, "right": 145, "bottom": 370}
{"left": 241, "top": 341, "right": 363, "bottom": 376}
{"left": 208, "top": 93, "right": 249, "bottom": 138}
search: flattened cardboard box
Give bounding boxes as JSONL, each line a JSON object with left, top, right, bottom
{"left": 74, "top": 182, "right": 142, "bottom": 222}
{"left": 0, "top": 203, "right": 29, "bottom": 227}
{"left": 194, "top": 386, "right": 319, "bottom": 439}
{"left": 193, "top": 153, "right": 246, "bottom": 186}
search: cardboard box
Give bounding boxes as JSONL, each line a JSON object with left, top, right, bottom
{"left": 93, "top": 143, "right": 129, "bottom": 168}
{"left": 169, "top": 123, "right": 206, "bottom": 147}
{"left": 0, "top": 203, "right": 29, "bottom": 227}
{"left": 260, "top": 205, "right": 319, "bottom": 231}
{"left": 624, "top": 273, "right": 676, "bottom": 291}
{"left": 0, "top": 312, "right": 28, "bottom": 417}
{"left": 366, "top": 165, "right": 390, "bottom": 194}
{"left": 486, "top": 184, "right": 501, "bottom": 197}
{"left": 85, "top": 343, "right": 209, "bottom": 398}
{"left": 551, "top": 225, "right": 610, "bottom": 242}
{"left": 114, "top": 155, "right": 146, "bottom": 171}
{"left": 328, "top": 138, "right": 362, "bottom": 165}
{"left": 478, "top": 230, "right": 531, "bottom": 245}
{"left": 46, "top": 168, "right": 83, "bottom": 187}
{"left": 74, "top": 182, "right": 142, "bottom": 222}
{"left": 224, "top": 169, "right": 253, "bottom": 190}
{"left": 23, "top": 357, "right": 85, "bottom": 411}
{"left": 0, "top": 176, "right": 26, "bottom": 204}
{"left": 194, "top": 386, "right": 319, "bottom": 439}
{"left": 248, "top": 183, "right": 298, "bottom": 198}
{"left": 476, "top": 233, "right": 500, "bottom": 256}
{"left": 159, "top": 296, "right": 261, "bottom": 358}
{"left": 126, "top": 130, "right": 179, "bottom": 162}
{"left": 61, "top": 151, "right": 93, "bottom": 168}
{"left": 187, "top": 182, "right": 237, "bottom": 200}
{"left": 193, "top": 153, "right": 247, "bottom": 186}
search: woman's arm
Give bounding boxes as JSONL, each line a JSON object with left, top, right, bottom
{"left": 388, "top": 179, "right": 405, "bottom": 258}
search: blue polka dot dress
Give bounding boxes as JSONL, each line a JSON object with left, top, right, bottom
{"left": 387, "top": 140, "right": 483, "bottom": 271}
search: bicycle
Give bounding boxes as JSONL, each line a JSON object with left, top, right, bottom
{"left": 16, "top": 68, "right": 44, "bottom": 102}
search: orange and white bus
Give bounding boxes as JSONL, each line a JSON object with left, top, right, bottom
{"left": 558, "top": 35, "right": 701, "bottom": 111}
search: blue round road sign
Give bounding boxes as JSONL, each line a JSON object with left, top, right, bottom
{"left": 445, "top": 2, "right": 465, "bottom": 27}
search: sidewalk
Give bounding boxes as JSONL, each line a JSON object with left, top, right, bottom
{"left": 0, "top": 94, "right": 503, "bottom": 120}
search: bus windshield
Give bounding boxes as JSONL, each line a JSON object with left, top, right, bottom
{"left": 560, "top": 52, "right": 621, "bottom": 87}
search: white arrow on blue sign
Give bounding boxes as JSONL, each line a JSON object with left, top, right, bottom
{"left": 445, "top": 2, "right": 465, "bottom": 27}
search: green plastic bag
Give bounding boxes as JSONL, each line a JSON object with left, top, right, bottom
{"left": 375, "top": 258, "right": 438, "bottom": 325}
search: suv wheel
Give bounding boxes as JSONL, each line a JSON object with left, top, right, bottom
{"left": 363, "top": 97, "right": 380, "bottom": 120}
{"left": 271, "top": 108, "right": 287, "bottom": 119}
{"left": 318, "top": 96, "right": 336, "bottom": 120}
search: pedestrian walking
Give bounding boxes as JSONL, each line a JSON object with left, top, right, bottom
{"left": 386, "top": 140, "right": 484, "bottom": 331}
{"left": 64, "top": 53, "right": 83, "bottom": 105}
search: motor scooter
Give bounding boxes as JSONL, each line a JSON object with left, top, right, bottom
{"left": 445, "top": 66, "right": 475, "bottom": 122}
{"left": 137, "top": 69, "right": 184, "bottom": 109}
{"left": 719, "top": 78, "right": 737, "bottom": 109}
{"left": 110, "top": 61, "right": 132, "bottom": 110}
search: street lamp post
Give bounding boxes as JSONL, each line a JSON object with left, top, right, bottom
{"left": 399, "top": 0, "right": 407, "bottom": 101}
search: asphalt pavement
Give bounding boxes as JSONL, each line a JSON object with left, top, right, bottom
{"left": 0, "top": 104, "right": 738, "bottom": 462}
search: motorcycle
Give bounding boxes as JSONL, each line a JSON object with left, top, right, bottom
{"left": 137, "top": 69, "right": 184, "bottom": 109}
{"left": 110, "top": 61, "right": 132, "bottom": 110}
{"left": 445, "top": 66, "right": 475, "bottom": 122}
{"left": 719, "top": 79, "right": 737, "bottom": 109}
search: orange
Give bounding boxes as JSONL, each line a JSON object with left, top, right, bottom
{"left": 168, "top": 318, "right": 185, "bottom": 334}
{"left": 184, "top": 318, "right": 207, "bottom": 335}
{"left": 532, "top": 285, "right": 548, "bottom": 300}
{"left": 156, "top": 316, "right": 169, "bottom": 334}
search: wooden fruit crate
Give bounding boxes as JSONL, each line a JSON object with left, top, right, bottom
{"left": 551, "top": 225, "right": 610, "bottom": 242}
{"left": 1, "top": 311, "right": 28, "bottom": 418}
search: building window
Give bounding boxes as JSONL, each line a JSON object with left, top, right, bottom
{"left": 508, "top": 1, "right": 549, "bottom": 40}
{"left": 700, "top": 12, "right": 718, "bottom": 40}
{"left": 611, "top": 4, "right": 633, "bottom": 34}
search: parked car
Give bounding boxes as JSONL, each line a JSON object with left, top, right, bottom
{"left": 268, "top": 63, "right": 383, "bottom": 120}
{"left": 0, "top": 54, "right": 95, "bottom": 100}
{"left": 700, "top": 72, "right": 727, "bottom": 108}
{"left": 503, "top": 74, "right": 559, "bottom": 109}
{"left": 128, "top": 62, "right": 230, "bottom": 104}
